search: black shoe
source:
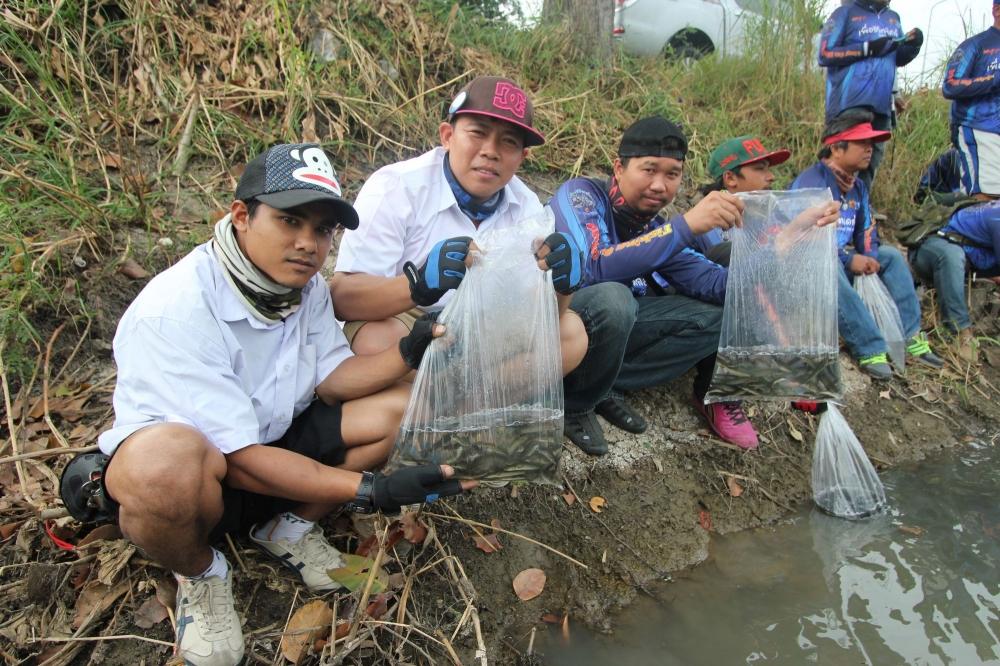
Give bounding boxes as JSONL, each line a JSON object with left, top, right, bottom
{"left": 595, "top": 394, "right": 648, "bottom": 434}
{"left": 563, "top": 411, "right": 608, "bottom": 456}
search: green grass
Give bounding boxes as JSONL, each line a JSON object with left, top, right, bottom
{"left": 0, "top": 0, "right": 954, "bottom": 386}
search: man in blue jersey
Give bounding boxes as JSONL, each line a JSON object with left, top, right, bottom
{"left": 819, "top": 0, "right": 923, "bottom": 188}
{"left": 550, "top": 116, "right": 763, "bottom": 450}
{"left": 914, "top": 148, "right": 965, "bottom": 205}
{"left": 943, "top": 0, "right": 1000, "bottom": 198}
{"left": 910, "top": 199, "right": 1000, "bottom": 362}
{"left": 792, "top": 112, "right": 944, "bottom": 379}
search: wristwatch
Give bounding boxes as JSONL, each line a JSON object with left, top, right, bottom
{"left": 347, "top": 471, "right": 376, "bottom": 514}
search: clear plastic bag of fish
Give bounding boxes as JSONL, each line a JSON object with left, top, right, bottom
{"left": 811, "top": 404, "right": 887, "bottom": 519}
{"left": 387, "top": 210, "right": 564, "bottom": 486}
{"left": 705, "top": 189, "right": 842, "bottom": 403}
{"left": 853, "top": 273, "right": 906, "bottom": 374}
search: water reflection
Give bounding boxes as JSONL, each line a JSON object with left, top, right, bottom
{"left": 546, "top": 443, "right": 1000, "bottom": 665}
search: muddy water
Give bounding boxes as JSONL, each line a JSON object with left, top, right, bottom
{"left": 546, "top": 442, "right": 1000, "bottom": 665}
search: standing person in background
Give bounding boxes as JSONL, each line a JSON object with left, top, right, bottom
{"left": 942, "top": 0, "right": 1000, "bottom": 199}
{"left": 792, "top": 112, "right": 944, "bottom": 379}
{"left": 818, "top": 0, "right": 922, "bottom": 189}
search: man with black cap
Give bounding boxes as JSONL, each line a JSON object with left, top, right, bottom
{"left": 331, "top": 75, "right": 624, "bottom": 453}
{"left": 818, "top": 0, "right": 922, "bottom": 189}
{"left": 550, "top": 116, "right": 763, "bottom": 451}
{"left": 792, "top": 112, "right": 944, "bottom": 380}
{"left": 95, "top": 144, "right": 471, "bottom": 666}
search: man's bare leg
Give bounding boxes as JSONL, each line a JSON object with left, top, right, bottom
{"left": 350, "top": 319, "right": 409, "bottom": 356}
{"left": 560, "top": 309, "right": 587, "bottom": 376}
{"left": 104, "top": 423, "right": 226, "bottom": 577}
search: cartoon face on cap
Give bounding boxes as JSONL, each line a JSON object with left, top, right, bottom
{"left": 289, "top": 146, "right": 342, "bottom": 196}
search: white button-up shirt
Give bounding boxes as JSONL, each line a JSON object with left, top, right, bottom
{"left": 334, "top": 147, "right": 544, "bottom": 310}
{"left": 98, "top": 244, "right": 353, "bottom": 455}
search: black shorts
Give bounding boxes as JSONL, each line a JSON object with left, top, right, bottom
{"left": 107, "top": 399, "right": 347, "bottom": 544}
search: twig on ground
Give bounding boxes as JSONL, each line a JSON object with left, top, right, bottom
{"left": 42, "top": 323, "right": 71, "bottom": 449}
{"left": 0, "top": 342, "right": 40, "bottom": 509}
{"left": 0, "top": 445, "right": 98, "bottom": 466}
{"left": 224, "top": 534, "right": 247, "bottom": 575}
{"left": 36, "top": 634, "right": 174, "bottom": 647}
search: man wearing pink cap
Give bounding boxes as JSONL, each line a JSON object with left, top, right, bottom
{"left": 792, "top": 111, "right": 943, "bottom": 380}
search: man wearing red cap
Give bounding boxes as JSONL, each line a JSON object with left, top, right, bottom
{"left": 331, "top": 76, "right": 623, "bottom": 452}
{"left": 792, "top": 112, "right": 944, "bottom": 379}
{"left": 942, "top": 0, "right": 1000, "bottom": 198}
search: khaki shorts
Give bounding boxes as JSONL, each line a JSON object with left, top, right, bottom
{"left": 343, "top": 307, "right": 424, "bottom": 346}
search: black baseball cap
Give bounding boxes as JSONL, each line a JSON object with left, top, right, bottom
{"left": 446, "top": 76, "right": 546, "bottom": 147}
{"left": 618, "top": 116, "right": 688, "bottom": 161}
{"left": 235, "top": 143, "right": 359, "bottom": 229}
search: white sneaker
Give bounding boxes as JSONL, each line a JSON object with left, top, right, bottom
{"left": 174, "top": 570, "right": 244, "bottom": 666}
{"left": 249, "top": 525, "right": 346, "bottom": 593}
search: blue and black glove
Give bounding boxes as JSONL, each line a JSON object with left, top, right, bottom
{"left": 538, "top": 232, "right": 584, "bottom": 295}
{"left": 403, "top": 236, "right": 473, "bottom": 306}
{"left": 865, "top": 36, "right": 897, "bottom": 57}
{"left": 372, "top": 465, "right": 463, "bottom": 514}
{"left": 398, "top": 312, "right": 439, "bottom": 369}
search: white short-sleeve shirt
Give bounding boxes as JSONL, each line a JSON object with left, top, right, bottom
{"left": 334, "top": 147, "right": 544, "bottom": 309}
{"left": 98, "top": 243, "right": 353, "bottom": 455}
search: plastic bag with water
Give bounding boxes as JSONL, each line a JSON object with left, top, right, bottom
{"left": 387, "top": 210, "right": 564, "bottom": 486}
{"left": 853, "top": 273, "right": 906, "bottom": 374}
{"left": 811, "top": 404, "right": 887, "bottom": 519}
{"left": 705, "top": 189, "right": 842, "bottom": 403}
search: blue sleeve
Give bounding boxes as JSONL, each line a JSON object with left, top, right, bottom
{"left": 690, "top": 228, "right": 722, "bottom": 255}
{"left": 818, "top": 8, "right": 867, "bottom": 67}
{"left": 657, "top": 248, "right": 728, "bottom": 305}
{"left": 943, "top": 41, "right": 999, "bottom": 99}
{"left": 551, "top": 180, "right": 695, "bottom": 286}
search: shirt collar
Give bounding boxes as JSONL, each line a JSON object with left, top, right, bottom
{"left": 431, "top": 147, "right": 521, "bottom": 221}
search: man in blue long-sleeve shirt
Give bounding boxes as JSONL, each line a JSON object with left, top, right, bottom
{"left": 819, "top": 0, "right": 922, "bottom": 188}
{"left": 943, "top": 0, "right": 1000, "bottom": 198}
{"left": 792, "top": 112, "right": 944, "bottom": 379}
{"left": 550, "top": 116, "right": 761, "bottom": 450}
{"left": 914, "top": 148, "right": 965, "bottom": 205}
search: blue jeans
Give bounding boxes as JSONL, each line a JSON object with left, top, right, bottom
{"left": 909, "top": 236, "right": 971, "bottom": 332}
{"left": 563, "top": 283, "right": 721, "bottom": 413}
{"left": 838, "top": 246, "right": 921, "bottom": 358}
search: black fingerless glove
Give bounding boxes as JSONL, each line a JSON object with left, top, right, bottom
{"left": 371, "top": 465, "right": 464, "bottom": 514}
{"left": 865, "top": 37, "right": 895, "bottom": 57}
{"left": 398, "top": 313, "right": 439, "bottom": 370}
{"left": 538, "top": 231, "right": 584, "bottom": 295}
{"left": 403, "top": 236, "right": 473, "bottom": 306}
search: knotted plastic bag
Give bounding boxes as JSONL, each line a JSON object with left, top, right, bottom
{"left": 706, "top": 189, "right": 842, "bottom": 403}
{"left": 811, "top": 404, "right": 887, "bottom": 519}
{"left": 853, "top": 274, "right": 906, "bottom": 374}
{"left": 387, "top": 210, "right": 564, "bottom": 486}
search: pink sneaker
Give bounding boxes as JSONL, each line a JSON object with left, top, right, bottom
{"left": 693, "top": 398, "right": 759, "bottom": 450}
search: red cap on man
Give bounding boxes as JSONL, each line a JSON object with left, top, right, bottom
{"left": 446, "top": 76, "right": 546, "bottom": 147}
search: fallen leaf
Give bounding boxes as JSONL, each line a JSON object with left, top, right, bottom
{"left": 589, "top": 496, "right": 606, "bottom": 513}
{"left": 133, "top": 594, "right": 168, "bottom": 629}
{"left": 73, "top": 580, "right": 129, "bottom": 628}
{"left": 326, "top": 554, "right": 387, "bottom": 593}
{"left": 102, "top": 152, "right": 123, "bottom": 169}
{"left": 77, "top": 524, "right": 123, "bottom": 549}
{"left": 400, "top": 512, "right": 427, "bottom": 544}
{"left": 561, "top": 491, "right": 576, "bottom": 506}
{"left": 878, "top": 389, "right": 891, "bottom": 400}
{"left": 0, "top": 522, "right": 23, "bottom": 540}
{"left": 541, "top": 613, "right": 562, "bottom": 624}
{"left": 354, "top": 534, "right": 377, "bottom": 557}
{"left": 473, "top": 532, "right": 502, "bottom": 554}
{"left": 898, "top": 525, "right": 925, "bottom": 537}
{"left": 787, "top": 419, "right": 803, "bottom": 443}
{"left": 365, "top": 592, "right": 390, "bottom": 619}
{"left": 512, "top": 568, "right": 546, "bottom": 601}
{"left": 698, "top": 509, "right": 712, "bottom": 532}
{"left": 726, "top": 476, "right": 744, "bottom": 497}
{"left": 118, "top": 258, "right": 149, "bottom": 279}
{"left": 280, "top": 600, "right": 332, "bottom": 665}
{"left": 154, "top": 577, "right": 177, "bottom": 610}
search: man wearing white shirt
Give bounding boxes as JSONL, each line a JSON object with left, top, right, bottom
{"left": 331, "top": 76, "right": 638, "bottom": 456}
{"left": 87, "top": 144, "right": 469, "bottom": 666}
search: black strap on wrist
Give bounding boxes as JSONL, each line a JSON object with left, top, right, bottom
{"left": 347, "top": 471, "right": 376, "bottom": 514}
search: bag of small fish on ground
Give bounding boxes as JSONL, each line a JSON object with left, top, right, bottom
{"left": 705, "top": 188, "right": 842, "bottom": 403}
{"left": 387, "top": 210, "right": 564, "bottom": 486}
{"left": 853, "top": 274, "right": 906, "bottom": 374}
{"left": 811, "top": 404, "right": 887, "bottom": 519}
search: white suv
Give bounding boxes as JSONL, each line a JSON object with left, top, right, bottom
{"left": 613, "top": 0, "right": 774, "bottom": 59}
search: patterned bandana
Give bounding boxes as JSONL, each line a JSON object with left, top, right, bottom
{"left": 823, "top": 159, "right": 858, "bottom": 195}
{"left": 608, "top": 174, "right": 657, "bottom": 237}
{"left": 211, "top": 214, "right": 302, "bottom": 324}
{"left": 443, "top": 153, "right": 504, "bottom": 224}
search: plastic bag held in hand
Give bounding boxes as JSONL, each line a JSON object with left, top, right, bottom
{"left": 386, "top": 210, "right": 564, "bottom": 486}
{"left": 705, "top": 189, "right": 842, "bottom": 403}
{"left": 853, "top": 274, "right": 906, "bottom": 374}
{"left": 811, "top": 404, "right": 887, "bottom": 520}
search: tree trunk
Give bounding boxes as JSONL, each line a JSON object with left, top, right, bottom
{"left": 541, "top": 0, "right": 613, "bottom": 64}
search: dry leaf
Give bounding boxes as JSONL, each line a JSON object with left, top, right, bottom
{"left": 512, "top": 568, "right": 546, "bottom": 601}
{"left": 400, "top": 512, "right": 427, "bottom": 545}
{"left": 102, "top": 152, "right": 123, "bottom": 169}
{"left": 73, "top": 580, "right": 129, "bottom": 628}
{"left": 541, "top": 613, "right": 562, "bottom": 624}
{"left": 898, "top": 525, "right": 925, "bottom": 537}
{"left": 134, "top": 594, "right": 169, "bottom": 629}
{"left": 280, "top": 600, "right": 332, "bottom": 665}
{"left": 726, "top": 476, "right": 744, "bottom": 497}
{"left": 698, "top": 509, "right": 712, "bottom": 531}
{"left": 326, "top": 554, "right": 387, "bottom": 593}
{"left": 154, "top": 577, "right": 177, "bottom": 610}
{"left": 0, "top": 522, "right": 23, "bottom": 540}
{"left": 473, "top": 532, "right": 502, "bottom": 554}
{"left": 118, "top": 258, "right": 150, "bottom": 279}
{"left": 365, "top": 592, "right": 390, "bottom": 619}
{"left": 561, "top": 492, "right": 576, "bottom": 506}
{"left": 787, "top": 419, "right": 803, "bottom": 442}
{"left": 588, "top": 496, "right": 606, "bottom": 513}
